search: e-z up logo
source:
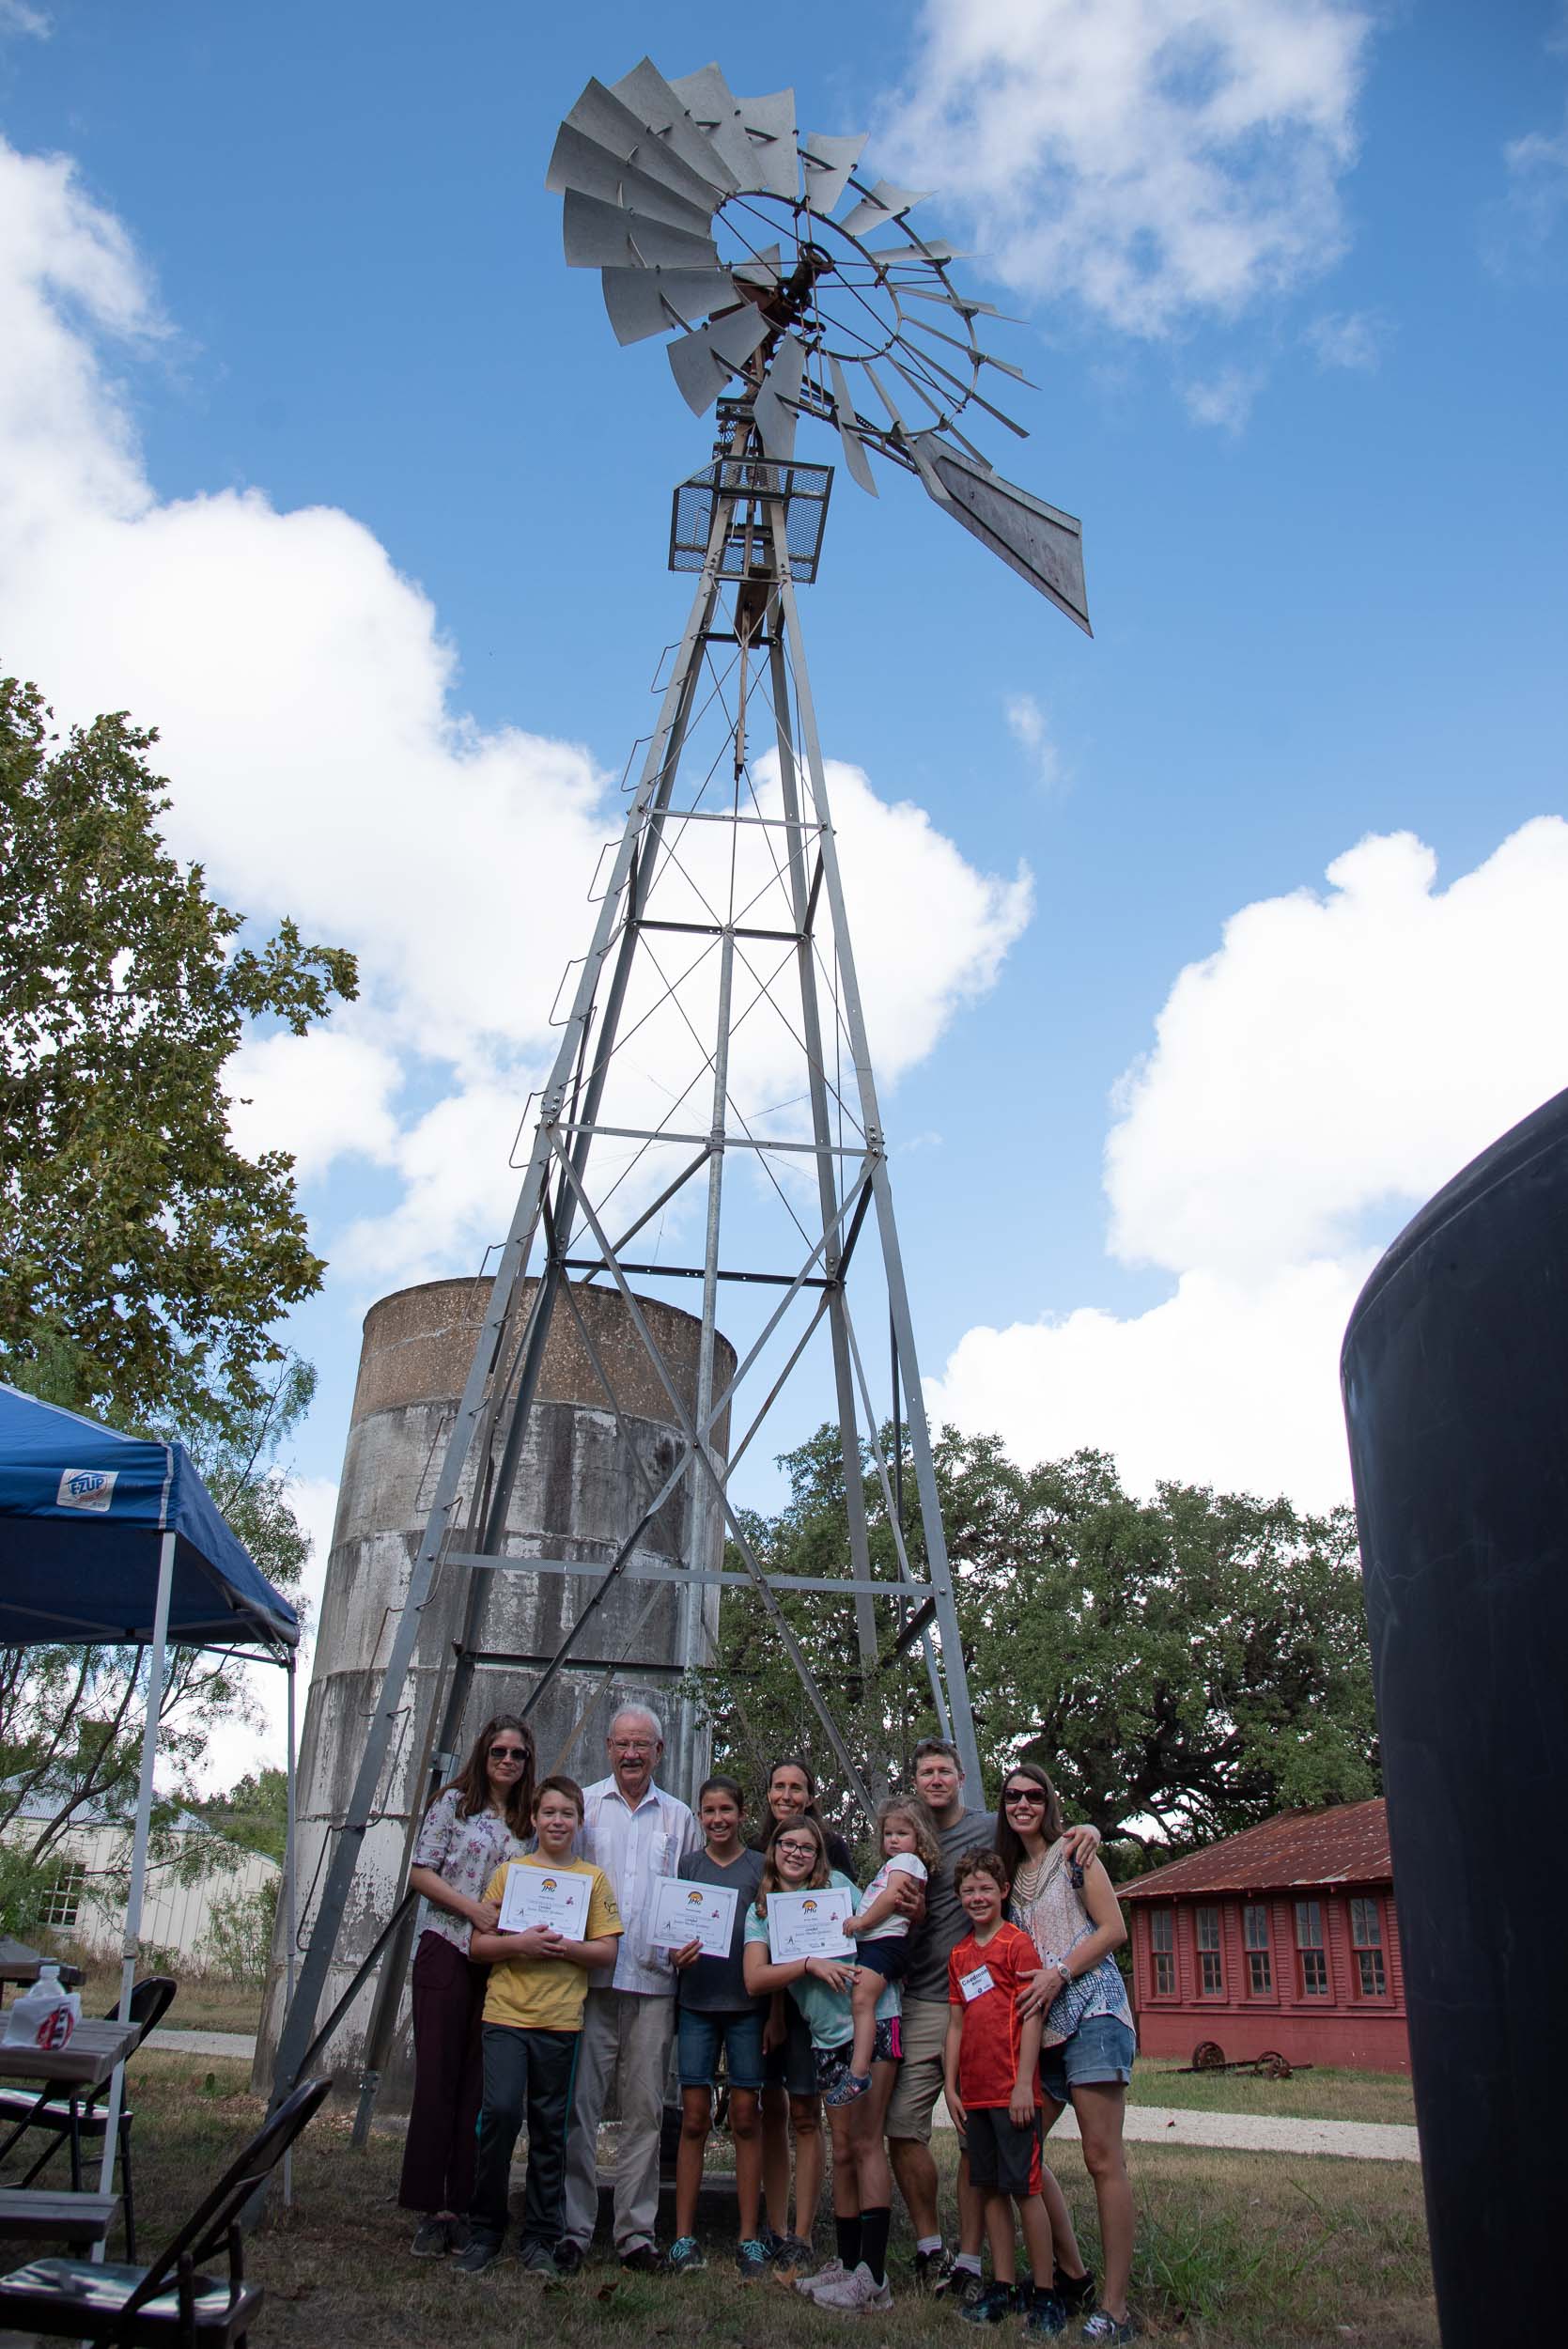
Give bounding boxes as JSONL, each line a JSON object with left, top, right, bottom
{"left": 56, "top": 1470, "right": 116, "bottom": 1512}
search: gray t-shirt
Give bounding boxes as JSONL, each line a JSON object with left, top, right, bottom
{"left": 675, "top": 1844, "right": 767, "bottom": 2013}
{"left": 903, "top": 1804, "right": 996, "bottom": 2002}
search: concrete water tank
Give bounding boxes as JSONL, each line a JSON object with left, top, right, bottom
{"left": 255, "top": 1275, "right": 733, "bottom": 2105}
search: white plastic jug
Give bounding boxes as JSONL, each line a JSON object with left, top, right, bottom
{"left": 3, "top": 1961, "right": 81, "bottom": 2050}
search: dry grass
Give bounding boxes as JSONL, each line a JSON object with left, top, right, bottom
{"left": 69, "top": 1956, "right": 262, "bottom": 2037}
{"left": 1128, "top": 2061, "right": 1416, "bottom": 2130}
{"left": 0, "top": 2053, "right": 1436, "bottom": 2349}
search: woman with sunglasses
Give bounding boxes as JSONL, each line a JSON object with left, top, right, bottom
{"left": 399, "top": 1713, "right": 536, "bottom": 2257}
{"left": 997, "top": 1764, "right": 1138, "bottom": 2344}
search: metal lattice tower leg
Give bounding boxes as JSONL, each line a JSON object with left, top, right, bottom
{"left": 271, "top": 415, "right": 982, "bottom": 2120}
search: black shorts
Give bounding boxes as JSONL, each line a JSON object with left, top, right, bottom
{"left": 763, "top": 2002, "right": 817, "bottom": 2098}
{"left": 965, "top": 2106, "right": 1043, "bottom": 2199}
{"left": 853, "top": 1937, "right": 908, "bottom": 1982}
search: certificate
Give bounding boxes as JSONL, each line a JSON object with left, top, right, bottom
{"left": 649, "top": 1876, "right": 738, "bottom": 1958}
{"left": 497, "top": 1862, "right": 589, "bottom": 1938}
{"left": 766, "top": 1886, "right": 855, "bottom": 1962}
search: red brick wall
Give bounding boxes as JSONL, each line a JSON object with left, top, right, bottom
{"left": 1126, "top": 1885, "right": 1409, "bottom": 2073}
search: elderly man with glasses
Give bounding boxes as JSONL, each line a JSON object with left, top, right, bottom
{"left": 559, "top": 1704, "right": 702, "bottom": 2272}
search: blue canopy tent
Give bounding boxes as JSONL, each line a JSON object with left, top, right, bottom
{"left": 0, "top": 1383, "right": 302, "bottom": 2229}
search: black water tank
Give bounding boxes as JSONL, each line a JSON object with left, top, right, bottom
{"left": 1341, "top": 1085, "right": 1568, "bottom": 2346}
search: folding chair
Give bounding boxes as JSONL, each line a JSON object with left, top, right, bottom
{"left": 0, "top": 1976, "right": 177, "bottom": 2254}
{"left": 0, "top": 2075, "right": 331, "bottom": 2347}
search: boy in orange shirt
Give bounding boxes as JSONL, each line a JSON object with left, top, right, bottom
{"left": 943, "top": 1850, "right": 1064, "bottom": 2336}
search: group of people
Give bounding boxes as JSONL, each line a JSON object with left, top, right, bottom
{"left": 396, "top": 1704, "right": 1139, "bottom": 2343}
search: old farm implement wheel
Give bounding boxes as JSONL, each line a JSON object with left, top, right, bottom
{"left": 1253, "top": 2050, "right": 1294, "bottom": 2080}
{"left": 1191, "top": 2040, "right": 1226, "bottom": 2071}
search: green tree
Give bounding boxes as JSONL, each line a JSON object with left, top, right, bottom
{"left": 693, "top": 1428, "right": 1377, "bottom": 1864}
{"left": 193, "top": 1766, "right": 289, "bottom": 1865}
{"left": 0, "top": 673, "right": 356, "bottom": 1435}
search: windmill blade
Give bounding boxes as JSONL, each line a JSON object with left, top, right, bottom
{"left": 669, "top": 63, "right": 762, "bottom": 190}
{"left": 800, "top": 132, "right": 866, "bottom": 215}
{"left": 733, "top": 243, "right": 783, "bottom": 288}
{"left": 861, "top": 359, "right": 910, "bottom": 435}
{"left": 899, "top": 309, "right": 1037, "bottom": 385}
{"left": 838, "top": 179, "right": 931, "bottom": 238}
{"left": 889, "top": 355, "right": 952, "bottom": 425}
{"left": 899, "top": 286, "right": 1013, "bottom": 321}
{"left": 668, "top": 303, "right": 771, "bottom": 413}
{"left": 732, "top": 89, "right": 800, "bottom": 200}
{"left": 562, "top": 78, "right": 733, "bottom": 213}
{"left": 564, "top": 189, "right": 720, "bottom": 272}
{"left": 611, "top": 56, "right": 739, "bottom": 194}
{"left": 908, "top": 435, "right": 1091, "bottom": 633}
{"left": 601, "top": 266, "right": 743, "bottom": 345}
{"left": 828, "top": 356, "right": 879, "bottom": 495}
{"left": 547, "top": 123, "right": 717, "bottom": 235}
{"left": 893, "top": 341, "right": 1031, "bottom": 438}
{"left": 754, "top": 333, "right": 806, "bottom": 460}
{"left": 865, "top": 240, "right": 965, "bottom": 269}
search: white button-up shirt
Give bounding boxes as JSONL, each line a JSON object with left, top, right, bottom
{"left": 580, "top": 1774, "right": 702, "bottom": 1995}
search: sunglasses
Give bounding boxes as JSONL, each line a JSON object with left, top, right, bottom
{"left": 1002, "top": 1786, "right": 1047, "bottom": 1806}
{"left": 489, "top": 1744, "right": 530, "bottom": 1762}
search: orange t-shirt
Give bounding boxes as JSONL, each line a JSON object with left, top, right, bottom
{"left": 947, "top": 1921, "right": 1043, "bottom": 2109}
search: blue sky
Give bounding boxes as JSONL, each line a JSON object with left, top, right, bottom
{"left": 2, "top": 2, "right": 1565, "bottom": 1778}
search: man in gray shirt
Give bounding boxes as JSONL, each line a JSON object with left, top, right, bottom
{"left": 887, "top": 1737, "right": 1097, "bottom": 2295}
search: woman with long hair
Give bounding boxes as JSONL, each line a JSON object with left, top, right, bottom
{"left": 743, "top": 1812, "right": 905, "bottom": 2310}
{"left": 753, "top": 1754, "right": 852, "bottom": 2258}
{"left": 398, "top": 1712, "right": 536, "bottom": 2257}
{"left": 998, "top": 1761, "right": 1138, "bottom": 2344}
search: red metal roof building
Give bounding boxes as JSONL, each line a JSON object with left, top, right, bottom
{"left": 1119, "top": 1799, "right": 1407, "bottom": 2072}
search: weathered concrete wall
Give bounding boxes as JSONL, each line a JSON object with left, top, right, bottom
{"left": 255, "top": 1276, "right": 732, "bottom": 2107}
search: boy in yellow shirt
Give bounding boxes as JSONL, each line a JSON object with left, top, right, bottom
{"left": 455, "top": 1773, "right": 622, "bottom": 2276}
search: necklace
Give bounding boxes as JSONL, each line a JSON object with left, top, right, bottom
{"left": 1013, "top": 1848, "right": 1050, "bottom": 1903}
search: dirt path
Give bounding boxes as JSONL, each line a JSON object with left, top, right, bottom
{"left": 934, "top": 2098, "right": 1421, "bottom": 2163}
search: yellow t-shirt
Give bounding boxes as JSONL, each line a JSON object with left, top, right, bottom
{"left": 479, "top": 1856, "right": 622, "bottom": 2031}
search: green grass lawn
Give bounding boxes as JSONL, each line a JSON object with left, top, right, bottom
{"left": 1128, "top": 2061, "right": 1416, "bottom": 2130}
{"left": 0, "top": 2053, "right": 1436, "bottom": 2349}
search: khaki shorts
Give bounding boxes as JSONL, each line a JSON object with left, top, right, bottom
{"left": 884, "top": 1996, "right": 951, "bottom": 2144}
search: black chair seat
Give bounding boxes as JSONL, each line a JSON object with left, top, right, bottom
{"left": 0, "top": 2087, "right": 132, "bottom": 2133}
{"left": 0, "top": 2256, "right": 259, "bottom": 2342}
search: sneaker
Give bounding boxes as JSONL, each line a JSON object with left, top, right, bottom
{"left": 410, "top": 2217, "right": 451, "bottom": 2258}
{"left": 661, "top": 2237, "right": 706, "bottom": 2276}
{"left": 958, "top": 2281, "right": 1017, "bottom": 2326}
{"left": 552, "top": 2240, "right": 584, "bottom": 2276}
{"left": 941, "top": 2269, "right": 992, "bottom": 2314}
{"left": 736, "top": 2239, "right": 770, "bottom": 2281}
{"left": 769, "top": 2233, "right": 817, "bottom": 2281}
{"left": 914, "top": 2247, "right": 955, "bottom": 2295}
{"left": 1079, "top": 2315, "right": 1139, "bottom": 2344}
{"left": 795, "top": 2258, "right": 846, "bottom": 2299}
{"left": 1056, "top": 2271, "right": 1095, "bottom": 2315}
{"left": 1023, "top": 2288, "right": 1067, "bottom": 2338}
{"left": 517, "top": 2243, "right": 560, "bottom": 2276}
{"left": 824, "top": 2070, "right": 872, "bottom": 2108}
{"left": 452, "top": 2237, "right": 501, "bottom": 2277}
{"left": 759, "top": 2224, "right": 787, "bottom": 2261}
{"left": 814, "top": 2262, "right": 893, "bottom": 2311}
{"left": 619, "top": 2244, "right": 663, "bottom": 2274}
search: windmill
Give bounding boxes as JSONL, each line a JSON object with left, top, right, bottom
{"left": 270, "top": 57, "right": 1089, "bottom": 2123}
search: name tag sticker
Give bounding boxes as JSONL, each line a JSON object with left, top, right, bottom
{"left": 959, "top": 1964, "right": 995, "bottom": 2002}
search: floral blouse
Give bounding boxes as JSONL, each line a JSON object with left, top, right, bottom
{"left": 411, "top": 1786, "right": 527, "bottom": 1956}
{"left": 1009, "top": 1844, "right": 1135, "bottom": 2050}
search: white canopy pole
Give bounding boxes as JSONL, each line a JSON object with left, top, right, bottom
{"left": 282, "top": 1649, "right": 298, "bottom": 2206}
{"left": 91, "top": 1525, "right": 176, "bottom": 2253}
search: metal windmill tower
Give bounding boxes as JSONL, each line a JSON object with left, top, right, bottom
{"left": 271, "top": 56, "right": 1089, "bottom": 2118}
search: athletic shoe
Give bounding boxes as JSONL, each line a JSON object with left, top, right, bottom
{"left": 552, "top": 2240, "right": 584, "bottom": 2276}
{"left": 661, "top": 2237, "right": 706, "bottom": 2276}
{"left": 941, "top": 2270, "right": 993, "bottom": 2314}
{"left": 813, "top": 2263, "right": 893, "bottom": 2311}
{"left": 914, "top": 2247, "right": 955, "bottom": 2294}
{"left": 410, "top": 2217, "right": 451, "bottom": 2258}
{"left": 1056, "top": 2270, "right": 1095, "bottom": 2315}
{"left": 452, "top": 2238, "right": 501, "bottom": 2277}
{"left": 759, "top": 2224, "right": 787, "bottom": 2261}
{"left": 736, "top": 2239, "right": 770, "bottom": 2281}
{"left": 1079, "top": 2314, "right": 1140, "bottom": 2344}
{"left": 823, "top": 2070, "right": 872, "bottom": 2107}
{"left": 1022, "top": 2287, "right": 1067, "bottom": 2337}
{"left": 794, "top": 2258, "right": 846, "bottom": 2299}
{"left": 517, "top": 2243, "right": 561, "bottom": 2276}
{"left": 768, "top": 2233, "right": 817, "bottom": 2281}
{"left": 620, "top": 2245, "right": 663, "bottom": 2274}
{"left": 958, "top": 2281, "right": 1016, "bottom": 2326}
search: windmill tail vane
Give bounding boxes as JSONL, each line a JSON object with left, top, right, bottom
{"left": 265, "top": 54, "right": 1093, "bottom": 2142}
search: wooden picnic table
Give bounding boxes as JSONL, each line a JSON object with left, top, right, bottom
{"left": 0, "top": 2185, "right": 119, "bottom": 2245}
{"left": 0, "top": 1938, "right": 83, "bottom": 1993}
{"left": 0, "top": 2020, "right": 138, "bottom": 2191}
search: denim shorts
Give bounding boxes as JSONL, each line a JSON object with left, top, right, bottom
{"left": 1039, "top": 2013, "right": 1136, "bottom": 2107}
{"left": 677, "top": 2004, "right": 766, "bottom": 2092}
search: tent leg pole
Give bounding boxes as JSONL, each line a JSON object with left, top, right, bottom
{"left": 93, "top": 1528, "right": 175, "bottom": 2260}
{"left": 283, "top": 1653, "right": 298, "bottom": 2208}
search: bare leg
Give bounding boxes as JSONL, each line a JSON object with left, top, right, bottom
{"left": 1016, "top": 2190, "right": 1055, "bottom": 2290}
{"left": 888, "top": 2136, "right": 940, "bottom": 2240}
{"left": 1037, "top": 2094, "right": 1090, "bottom": 2285}
{"left": 787, "top": 2092, "right": 825, "bottom": 2242}
{"left": 675, "top": 2085, "right": 711, "bottom": 2243}
{"left": 1071, "top": 2083, "right": 1134, "bottom": 2322}
{"left": 846, "top": 2061, "right": 896, "bottom": 2208}
{"left": 956, "top": 2148, "right": 985, "bottom": 2257}
{"left": 761, "top": 2083, "right": 791, "bottom": 2234}
{"left": 730, "top": 2088, "right": 763, "bottom": 2242}
{"left": 826, "top": 2104, "right": 862, "bottom": 2223}
{"left": 984, "top": 2192, "right": 1016, "bottom": 2285}
{"left": 846, "top": 1968, "right": 879, "bottom": 2082}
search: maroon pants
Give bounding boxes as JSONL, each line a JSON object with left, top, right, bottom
{"left": 398, "top": 1929, "right": 488, "bottom": 2213}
